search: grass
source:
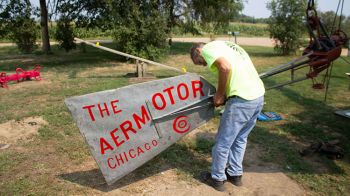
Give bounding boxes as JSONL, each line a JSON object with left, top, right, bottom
{"left": 0, "top": 42, "right": 350, "bottom": 195}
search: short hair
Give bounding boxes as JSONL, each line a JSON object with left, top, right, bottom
{"left": 190, "top": 42, "right": 205, "bottom": 63}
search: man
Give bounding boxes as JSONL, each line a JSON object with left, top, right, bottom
{"left": 190, "top": 41, "right": 265, "bottom": 191}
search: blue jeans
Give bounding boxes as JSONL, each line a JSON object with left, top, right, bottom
{"left": 211, "top": 96, "right": 264, "bottom": 181}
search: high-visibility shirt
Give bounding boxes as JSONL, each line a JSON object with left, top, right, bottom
{"left": 201, "top": 41, "right": 265, "bottom": 100}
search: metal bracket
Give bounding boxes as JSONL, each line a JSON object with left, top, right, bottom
{"left": 145, "top": 100, "right": 163, "bottom": 139}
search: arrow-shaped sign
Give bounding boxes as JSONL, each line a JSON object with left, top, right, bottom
{"left": 65, "top": 74, "right": 216, "bottom": 185}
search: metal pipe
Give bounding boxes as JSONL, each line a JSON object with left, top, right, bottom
{"left": 266, "top": 76, "right": 309, "bottom": 90}
{"left": 259, "top": 59, "right": 310, "bottom": 79}
{"left": 151, "top": 95, "right": 214, "bottom": 121}
{"left": 74, "top": 38, "right": 183, "bottom": 73}
{"left": 259, "top": 52, "right": 313, "bottom": 79}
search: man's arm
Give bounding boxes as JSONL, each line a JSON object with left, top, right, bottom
{"left": 213, "top": 57, "right": 231, "bottom": 107}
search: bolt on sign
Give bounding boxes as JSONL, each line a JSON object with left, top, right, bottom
{"left": 65, "top": 74, "right": 216, "bottom": 185}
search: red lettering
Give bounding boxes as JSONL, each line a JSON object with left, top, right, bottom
{"left": 129, "top": 149, "right": 136, "bottom": 158}
{"left": 123, "top": 152, "right": 129, "bottom": 162}
{"left": 82, "top": 105, "right": 96, "bottom": 121}
{"left": 132, "top": 105, "right": 150, "bottom": 129}
{"left": 107, "top": 158, "right": 116, "bottom": 169}
{"left": 144, "top": 143, "right": 151, "bottom": 150}
{"left": 152, "top": 93, "right": 167, "bottom": 110}
{"left": 111, "top": 100, "right": 122, "bottom": 114}
{"left": 115, "top": 153, "right": 124, "bottom": 166}
{"left": 100, "top": 137, "right": 114, "bottom": 155}
{"left": 192, "top": 80, "right": 204, "bottom": 98}
{"left": 120, "top": 120, "right": 137, "bottom": 140}
{"left": 98, "top": 103, "right": 110, "bottom": 118}
{"left": 152, "top": 140, "right": 158, "bottom": 147}
{"left": 137, "top": 146, "right": 145, "bottom": 156}
{"left": 163, "top": 86, "right": 175, "bottom": 105}
{"left": 110, "top": 128, "right": 125, "bottom": 147}
{"left": 177, "top": 83, "right": 189, "bottom": 100}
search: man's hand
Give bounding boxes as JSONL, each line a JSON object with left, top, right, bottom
{"left": 213, "top": 93, "right": 225, "bottom": 107}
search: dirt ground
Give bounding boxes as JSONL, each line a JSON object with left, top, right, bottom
{"left": 0, "top": 116, "right": 47, "bottom": 147}
{"left": 56, "top": 128, "right": 306, "bottom": 196}
{"left": 0, "top": 113, "right": 306, "bottom": 195}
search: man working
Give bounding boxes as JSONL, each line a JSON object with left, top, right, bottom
{"left": 190, "top": 41, "right": 265, "bottom": 191}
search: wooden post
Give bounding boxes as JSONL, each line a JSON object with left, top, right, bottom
{"left": 142, "top": 62, "right": 147, "bottom": 77}
{"left": 136, "top": 60, "right": 148, "bottom": 78}
{"left": 136, "top": 60, "right": 141, "bottom": 78}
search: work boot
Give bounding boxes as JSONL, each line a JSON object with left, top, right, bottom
{"left": 200, "top": 171, "right": 226, "bottom": 192}
{"left": 225, "top": 169, "right": 243, "bottom": 186}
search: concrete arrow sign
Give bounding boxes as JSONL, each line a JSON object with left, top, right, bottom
{"left": 65, "top": 74, "right": 216, "bottom": 185}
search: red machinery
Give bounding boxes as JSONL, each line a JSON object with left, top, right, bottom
{"left": 0, "top": 66, "right": 41, "bottom": 88}
{"left": 260, "top": 0, "right": 348, "bottom": 97}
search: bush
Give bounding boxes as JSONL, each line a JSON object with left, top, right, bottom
{"left": 55, "top": 18, "right": 76, "bottom": 52}
{"left": 0, "top": 0, "right": 38, "bottom": 53}
{"left": 10, "top": 17, "right": 38, "bottom": 53}
{"left": 267, "top": 0, "right": 306, "bottom": 55}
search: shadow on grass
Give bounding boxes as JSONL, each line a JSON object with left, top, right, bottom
{"left": 255, "top": 78, "right": 349, "bottom": 173}
{"left": 0, "top": 44, "right": 128, "bottom": 72}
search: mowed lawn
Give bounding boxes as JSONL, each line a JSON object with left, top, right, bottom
{"left": 0, "top": 42, "right": 349, "bottom": 195}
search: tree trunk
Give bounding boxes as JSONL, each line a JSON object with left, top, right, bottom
{"left": 39, "top": 0, "right": 51, "bottom": 54}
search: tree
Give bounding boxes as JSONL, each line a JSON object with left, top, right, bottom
{"left": 54, "top": 0, "right": 109, "bottom": 52}
{"left": 108, "top": 0, "right": 168, "bottom": 60}
{"left": 55, "top": 16, "right": 75, "bottom": 52}
{"left": 191, "top": 0, "right": 243, "bottom": 34}
{"left": 267, "top": 0, "right": 306, "bottom": 55}
{"left": 53, "top": 0, "right": 244, "bottom": 58}
{"left": 39, "top": 0, "right": 51, "bottom": 54}
{"left": 0, "top": 0, "right": 37, "bottom": 53}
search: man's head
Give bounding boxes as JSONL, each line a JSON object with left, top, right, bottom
{"left": 190, "top": 43, "right": 207, "bottom": 66}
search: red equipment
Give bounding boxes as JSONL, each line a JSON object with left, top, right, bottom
{"left": 304, "top": 0, "right": 347, "bottom": 89}
{"left": 260, "top": 0, "right": 348, "bottom": 95}
{"left": 0, "top": 66, "right": 41, "bottom": 88}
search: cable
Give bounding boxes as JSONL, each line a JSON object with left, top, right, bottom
{"left": 340, "top": 57, "right": 350, "bottom": 65}
{"left": 331, "top": 0, "right": 341, "bottom": 33}
{"left": 338, "top": 0, "right": 344, "bottom": 30}
{"left": 324, "top": 62, "right": 334, "bottom": 102}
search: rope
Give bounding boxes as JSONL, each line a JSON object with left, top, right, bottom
{"left": 340, "top": 57, "right": 350, "bottom": 65}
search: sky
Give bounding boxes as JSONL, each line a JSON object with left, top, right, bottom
{"left": 30, "top": 0, "right": 350, "bottom": 18}
{"left": 242, "top": 0, "right": 350, "bottom": 18}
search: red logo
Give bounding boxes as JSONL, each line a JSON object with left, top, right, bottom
{"left": 172, "top": 116, "right": 191, "bottom": 134}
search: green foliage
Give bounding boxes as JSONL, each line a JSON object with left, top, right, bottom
{"left": 109, "top": 0, "right": 169, "bottom": 60}
{"left": 267, "top": 0, "right": 306, "bottom": 55}
{"left": 191, "top": 0, "right": 244, "bottom": 34}
{"left": 53, "top": 0, "right": 244, "bottom": 56}
{"left": 319, "top": 11, "right": 350, "bottom": 38}
{"left": 0, "top": 0, "right": 38, "bottom": 53}
{"left": 235, "top": 14, "right": 270, "bottom": 24}
{"left": 55, "top": 17, "right": 76, "bottom": 52}
{"left": 9, "top": 16, "right": 37, "bottom": 53}
{"left": 226, "top": 23, "right": 269, "bottom": 36}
